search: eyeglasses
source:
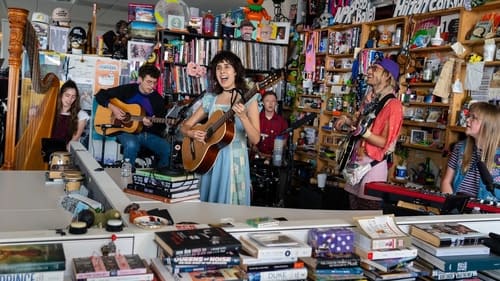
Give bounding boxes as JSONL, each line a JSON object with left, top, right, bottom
{"left": 368, "top": 65, "right": 383, "bottom": 72}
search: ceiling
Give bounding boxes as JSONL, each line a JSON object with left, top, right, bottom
{"left": 0, "top": 0, "right": 250, "bottom": 34}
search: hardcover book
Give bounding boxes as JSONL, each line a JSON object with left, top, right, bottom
{"left": 151, "top": 258, "right": 240, "bottom": 281}
{"left": 123, "top": 188, "right": 200, "bottom": 203}
{"left": 239, "top": 252, "right": 298, "bottom": 266}
{"left": 239, "top": 234, "right": 312, "bottom": 259}
{"left": 240, "top": 260, "right": 304, "bottom": 273}
{"left": 354, "top": 245, "right": 418, "bottom": 261}
{"left": 417, "top": 250, "right": 500, "bottom": 272}
{"left": 354, "top": 228, "right": 411, "bottom": 251}
{"left": 411, "top": 236, "right": 490, "bottom": 257}
{"left": 242, "top": 267, "right": 308, "bottom": 281}
{"left": 84, "top": 272, "right": 154, "bottom": 281}
{"left": 163, "top": 252, "right": 240, "bottom": 266}
{"left": 300, "top": 254, "right": 360, "bottom": 269}
{"left": 0, "top": 243, "right": 66, "bottom": 274}
{"left": 154, "top": 227, "right": 241, "bottom": 257}
{"left": 73, "top": 254, "right": 147, "bottom": 279}
{"left": 409, "top": 223, "right": 488, "bottom": 247}
{"left": 360, "top": 256, "right": 415, "bottom": 272}
{"left": 135, "top": 169, "right": 198, "bottom": 182}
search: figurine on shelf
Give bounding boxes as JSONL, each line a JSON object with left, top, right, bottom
{"left": 243, "top": 0, "right": 271, "bottom": 22}
{"left": 221, "top": 12, "right": 237, "bottom": 38}
{"left": 102, "top": 20, "right": 129, "bottom": 59}
{"left": 365, "top": 26, "right": 380, "bottom": 48}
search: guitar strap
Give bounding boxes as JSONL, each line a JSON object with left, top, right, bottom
{"left": 365, "top": 93, "right": 396, "bottom": 167}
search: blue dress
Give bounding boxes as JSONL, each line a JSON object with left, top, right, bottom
{"left": 198, "top": 93, "right": 261, "bottom": 205}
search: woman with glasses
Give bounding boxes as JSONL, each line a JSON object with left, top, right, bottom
{"left": 181, "top": 50, "right": 261, "bottom": 205}
{"left": 441, "top": 102, "right": 500, "bottom": 201}
{"left": 94, "top": 63, "right": 171, "bottom": 169}
{"left": 335, "top": 58, "right": 403, "bottom": 210}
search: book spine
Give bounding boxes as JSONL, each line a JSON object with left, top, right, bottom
{"left": 164, "top": 255, "right": 240, "bottom": 266}
{"left": 0, "top": 271, "right": 64, "bottom": 281}
{"left": 355, "top": 246, "right": 418, "bottom": 260}
{"left": 114, "top": 255, "right": 147, "bottom": 276}
{"left": 0, "top": 262, "right": 66, "bottom": 274}
{"left": 244, "top": 261, "right": 303, "bottom": 272}
{"left": 245, "top": 267, "right": 308, "bottom": 281}
{"left": 84, "top": 273, "right": 154, "bottom": 281}
{"left": 313, "top": 266, "right": 364, "bottom": 275}
{"left": 316, "top": 257, "right": 360, "bottom": 268}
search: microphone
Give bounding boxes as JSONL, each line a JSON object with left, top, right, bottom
{"left": 279, "top": 113, "right": 317, "bottom": 135}
{"left": 478, "top": 161, "right": 495, "bottom": 193}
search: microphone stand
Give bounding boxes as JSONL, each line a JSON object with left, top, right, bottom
{"left": 158, "top": 92, "right": 205, "bottom": 176}
{"left": 276, "top": 113, "right": 317, "bottom": 207}
{"left": 99, "top": 124, "right": 120, "bottom": 167}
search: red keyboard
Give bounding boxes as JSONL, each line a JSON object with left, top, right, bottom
{"left": 365, "top": 182, "right": 500, "bottom": 213}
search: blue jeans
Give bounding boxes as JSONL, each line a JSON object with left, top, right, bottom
{"left": 117, "top": 132, "right": 171, "bottom": 168}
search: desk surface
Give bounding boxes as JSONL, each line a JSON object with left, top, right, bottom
{"left": 0, "top": 171, "right": 72, "bottom": 231}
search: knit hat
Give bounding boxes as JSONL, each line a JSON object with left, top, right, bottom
{"left": 375, "top": 58, "right": 400, "bottom": 81}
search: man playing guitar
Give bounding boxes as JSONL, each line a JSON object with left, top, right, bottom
{"left": 94, "top": 64, "right": 171, "bottom": 169}
{"left": 335, "top": 58, "right": 403, "bottom": 210}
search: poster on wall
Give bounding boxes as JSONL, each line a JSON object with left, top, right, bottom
{"left": 90, "top": 58, "right": 122, "bottom": 165}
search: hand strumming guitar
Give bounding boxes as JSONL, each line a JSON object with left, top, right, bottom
{"left": 108, "top": 103, "right": 126, "bottom": 121}
{"left": 232, "top": 103, "right": 248, "bottom": 120}
{"left": 189, "top": 129, "right": 207, "bottom": 144}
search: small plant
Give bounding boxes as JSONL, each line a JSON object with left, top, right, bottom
{"left": 395, "top": 143, "right": 409, "bottom": 166}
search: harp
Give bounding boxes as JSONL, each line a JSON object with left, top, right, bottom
{"left": 2, "top": 8, "right": 59, "bottom": 170}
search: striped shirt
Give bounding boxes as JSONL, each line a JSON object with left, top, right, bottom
{"left": 448, "top": 141, "right": 481, "bottom": 197}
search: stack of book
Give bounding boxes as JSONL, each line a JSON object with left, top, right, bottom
{"left": 0, "top": 243, "right": 66, "bottom": 281}
{"left": 409, "top": 222, "right": 500, "bottom": 278}
{"left": 72, "top": 254, "right": 152, "bottom": 281}
{"left": 302, "top": 227, "right": 364, "bottom": 281}
{"left": 238, "top": 232, "right": 311, "bottom": 281}
{"left": 124, "top": 169, "right": 200, "bottom": 203}
{"left": 353, "top": 215, "right": 422, "bottom": 281}
{"left": 152, "top": 227, "right": 241, "bottom": 279}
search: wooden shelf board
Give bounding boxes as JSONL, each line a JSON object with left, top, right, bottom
{"left": 402, "top": 143, "right": 443, "bottom": 153}
{"left": 403, "top": 120, "right": 447, "bottom": 129}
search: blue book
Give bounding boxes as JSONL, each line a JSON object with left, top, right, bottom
{"left": 417, "top": 250, "right": 500, "bottom": 272}
{"left": 313, "top": 266, "right": 364, "bottom": 275}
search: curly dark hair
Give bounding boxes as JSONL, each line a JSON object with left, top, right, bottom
{"left": 210, "top": 50, "right": 248, "bottom": 94}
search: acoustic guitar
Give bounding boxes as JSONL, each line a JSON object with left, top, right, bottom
{"left": 182, "top": 72, "right": 283, "bottom": 174}
{"left": 94, "top": 98, "right": 169, "bottom": 135}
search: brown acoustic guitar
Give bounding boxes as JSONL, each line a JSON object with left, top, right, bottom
{"left": 94, "top": 98, "right": 169, "bottom": 135}
{"left": 182, "top": 72, "right": 283, "bottom": 174}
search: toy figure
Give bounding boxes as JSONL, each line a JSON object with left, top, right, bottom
{"left": 221, "top": 13, "right": 237, "bottom": 38}
{"left": 243, "top": 0, "right": 271, "bottom": 22}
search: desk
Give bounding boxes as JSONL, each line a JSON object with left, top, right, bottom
{"left": 0, "top": 170, "right": 71, "bottom": 232}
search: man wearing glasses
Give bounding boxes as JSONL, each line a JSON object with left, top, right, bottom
{"left": 335, "top": 58, "right": 403, "bottom": 210}
{"left": 95, "top": 64, "right": 171, "bottom": 170}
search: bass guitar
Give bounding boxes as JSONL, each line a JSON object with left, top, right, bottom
{"left": 94, "top": 98, "right": 169, "bottom": 135}
{"left": 182, "top": 72, "right": 283, "bottom": 174}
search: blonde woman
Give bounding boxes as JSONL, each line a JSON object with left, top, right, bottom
{"left": 441, "top": 102, "right": 500, "bottom": 200}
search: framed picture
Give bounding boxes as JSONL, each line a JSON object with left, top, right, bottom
{"left": 273, "top": 22, "right": 291, "bottom": 45}
{"left": 127, "top": 40, "right": 155, "bottom": 62}
{"left": 410, "top": 129, "right": 426, "bottom": 145}
{"left": 167, "top": 15, "right": 185, "bottom": 31}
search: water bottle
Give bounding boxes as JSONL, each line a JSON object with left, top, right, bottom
{"left": 121, "top": 158, "right": 132, "bottom": 177}
{"left": 272, "top": 136, "right": 284, "bottom": 167}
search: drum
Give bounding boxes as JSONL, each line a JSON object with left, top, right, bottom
{"left": 250, "top": 159, "right": 280, "bottom": 206}
{"left": 49, "top": 151, "right": 72, "bottom": 168}
{"left": 63, "top": 171, "right": 84, "bottom": 192}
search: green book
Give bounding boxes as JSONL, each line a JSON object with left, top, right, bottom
{"left": 135, "top": 169, "right": 198, "bottom": 182}
{"left": 0, "top": 243, "right": 66, "bottom": 273}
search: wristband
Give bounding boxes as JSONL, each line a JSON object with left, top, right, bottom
{"left": 362, "top": 130, "right": 372, "bottom": 139}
